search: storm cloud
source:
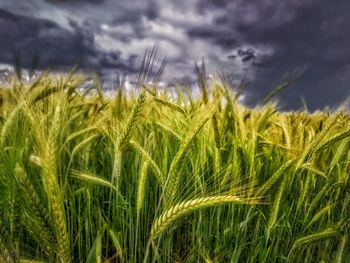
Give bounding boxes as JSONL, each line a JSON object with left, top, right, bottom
{"left": 188, "top": 0, "right": 350, "bottom": 109}
{"left": 0, "top": 0, "right": 349, "bottom": 110}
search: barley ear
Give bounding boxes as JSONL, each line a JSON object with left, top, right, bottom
{"left": 129, "top": 140, "right": 164, "bottom": 185}
{"left": 150, "top": 195, "right": 260, "bottom": 240}
{"left": 287, "top": 227, "right": 338, "bottom": 262}
{"left": 112, "top": 92, "right": 147, "bottom": 184}
{"left": 266, "top": 176, "right": 287, "bottom": 237}
{"left": 164, "top": 107, "right": 214, "bottom": 206}
{"left": 0, "top": 217, "right": 18, "bottom": 262}
{"left": 42, "top": 104, "right": 71, "bottom": 263}
{"left": 256, "top": 159, "right": 294, "bottom": 196}
{"left": 14, "top": 164, "right": 56, "bottom": 254}
{"left": 71, "top": 170, "right": 118, "bottom": 192}
{"left": 117, "top": 91, "right": 146, "bottom": 148}
{"left": 334, "top": 234, "right": 348, "bottom": 263}
{"left": 136, "top": 160, "right": 150, "bottom": 217}
{"left": 315, "top": 128, "right": 350, "bottom": 153}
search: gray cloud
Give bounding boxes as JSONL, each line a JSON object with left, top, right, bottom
{"left": 187, "top": 0, "right": 350, "bottom": 110}
{"left": 46, "top": 0, "right": 105, "bottom": 3}
{"left": 0, "top": 7, "right": 137, "bottom": 74}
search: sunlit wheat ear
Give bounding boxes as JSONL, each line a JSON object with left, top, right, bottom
{"left": 112, "top": 91, "right": 147, "bottom": 182}
{"left": 256, "top": 159, "right": 295, "bottom": 196}
{"left": 41, "top": 104, "right": 71, "bottom": 263}
{"left": 236, "top": 105, "right": 247, "bottom": 142}
{"left": 70, "top": 133, "right": 100, "bottom": 159}
{"left": 164, "top": 106, "right": 215, "bottom": 206}
{"left": 71, "top": 170, "right": 118, "bottom": 192}
{"left": 95, "top": 232, "right": 102, "bottom": 263}
{"left": 296, "top": 116, "right": 338, "bottom": 168}
{"left": 136, "top": 160, "right": 150, "bottom": 217}
{"left": 150, "top": 195, "right": 261, "bottom": 240}
{"left": 329, "top": 136, "right": 350, "bottom": 169}
{"left": 266, "top": 176, "right": 287, "bottom": 237}
{"left": 280, "top": 121, "right": 292, "bottom": 149}
{"left": 152, "top": 96, "right": 187, "bottom": 115}
{"left": 0, "top": 103, "right": 24, "bottom": 149}
{"left": 65, "top": 126, "right": 99, "bottom": 142}
{"left": 111, "top": 148, "right": 122, "bottom": 184}
{"left": 26, "top": 80, "right": 62, "bottom": 105}
{"left": 256, "top": 106, "right": 275, "bottom": 133}
{"left": 129, "top": 140, "right": 165, "bottom": 184}
{"left": 117, "top": 91, "right": 146, "bottom": 148}
{"left": 315, "top": 127, "right": 350, "bottom": 153}
{"left": 153, "top": 121, "right": 182, "bottom": 141}
{"left": 14, "top": 164, "right": 56, "bottom": 253}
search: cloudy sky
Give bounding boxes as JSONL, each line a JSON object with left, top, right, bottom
{"left": 0, "top": 0, "right": 349, "bottom": 111}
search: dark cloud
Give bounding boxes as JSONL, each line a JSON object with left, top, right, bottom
{"left": 237, "top": 48, "right": 256, "bottom": 62}
{"left": 187, "top": 26, "right": 239, "bottom": 49}
{"left": 144, "top": 0, "right": 159, "bottom": 20}
{"left": 0, "top": 7, "right": 135, "bottom": 73}
{"left": 46, "top": 0, "right": 105, "bottom": 3}
{"left": 188, "top": 0, "right": 350, "bottom": 110}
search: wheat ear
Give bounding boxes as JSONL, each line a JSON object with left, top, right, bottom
{"left": 136, "top": 160, "right": 150, "bottom": 216}
{"left": 315, "top": 128, "right": 350, "bottom": 153}
{"left": 117, "top": 91, "right": 146, "bottom": 148}
{"left": 335, "top": 234, "right": 348, "bottom": 263}
{"left": 0, "top": 217, "right": 17, "bottom": 262}
{"left": 0, "top": 104, "right": 23, "bottom": 149}
{"left": 150, "top": 195, "right": 259, "bottom": 240}
{"left": 164, "top": 107, "right": 213, "bottom": 206}
{"left": 129, "top": 140, "right": 164, "bottom": 184}
{"left": 42, "top": 104, "right": 71, "bottom": 263}
{"left": 256, "top": 159, "right": 294, "bottom": 196}
{"left": 0, "top": 239, "right": 13, "bottom": 263}
{"left": 154, "top": 121, "right": 182, "bottom": 141}
{"left": 71, "top": 171, "right": 118, "bottom": 192}
{"left": 153, "top": 97, "right": 187, "bottom": 115}
{"left": 287, "top": 227, "right": 338, "bottom": 261}
{"left": 112, "top": 92, "right": 146, "bottom": 182}
{"left": 14, "top": 165, "right": 56, "bottom": 253}
{"left": 266, "top": 176, "right": 287, "bottom": 235}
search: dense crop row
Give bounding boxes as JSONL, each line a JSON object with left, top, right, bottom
{"left": 0, "top": 73, "right": 349, "bottom": 262}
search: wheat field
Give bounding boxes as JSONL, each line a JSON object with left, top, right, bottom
{"left": 0, "top": 71, "right": 349, "bottom": 262}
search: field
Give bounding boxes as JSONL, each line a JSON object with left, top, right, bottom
{"left": 0, "top": 72, "right": 349, "bottom": 262}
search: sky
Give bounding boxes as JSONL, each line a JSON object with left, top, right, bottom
{"left": 0, "top": 0, "right": 349, "bottom": 111}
